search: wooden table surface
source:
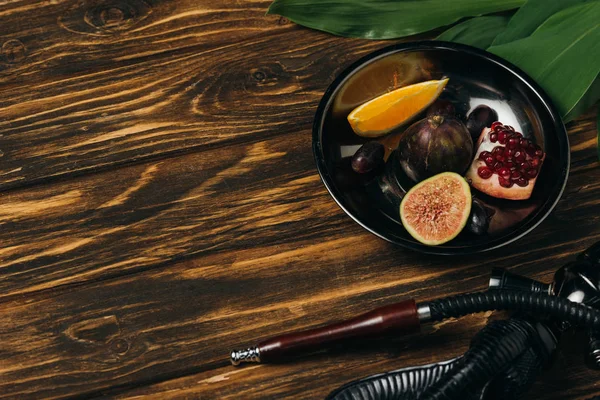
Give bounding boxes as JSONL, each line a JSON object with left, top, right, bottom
{"left": 0, "top": 1, "right": 599, "bottom": 399}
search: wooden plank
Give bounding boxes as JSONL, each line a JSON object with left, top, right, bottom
{"left": 0, "top": 115, "right": 598, "bottom": 397}
{"left": 0, "top": 111, "right": 597, "bottom": 298}
{"left": 0, "top": 0, "right": 393, "bottom": 190}
{"left": 0, "top": 221, "right": 599, "bottom": 399}
{"left": 0, "top": 112, "right": 597, "bottom": 299}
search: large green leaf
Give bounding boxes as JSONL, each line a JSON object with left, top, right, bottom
{"left": 564, "top": 77, "right": 600, "bottom": 123}
{"left": 267, "top": 0, "right": 525, "bottom": 39}
{"left": 488, "top": 2, "right": 600, "bottom": 120}
{"left": 437, "top": 16, "right": 511, "bottom": 49}
{"left": 492, "top": 0, "right": 593, "bottom": 46}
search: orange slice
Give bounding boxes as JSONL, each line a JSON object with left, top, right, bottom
{"left": 347, "top": 78, "right": 449, "bottom": 138}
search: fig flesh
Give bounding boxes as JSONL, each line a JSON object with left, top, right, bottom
{"left": 398, "top": 115, "right": 473, "bottom": 183}
{"left": 400, "top": 172, "right": 472, "bottom": 245}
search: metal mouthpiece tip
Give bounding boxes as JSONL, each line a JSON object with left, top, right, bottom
{"left": 230, "top": 346, "right": 260, "bottom": 366}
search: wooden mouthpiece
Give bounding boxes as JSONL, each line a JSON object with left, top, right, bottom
{"left": 231, "top": 299, "right": 420, "bottom": 365}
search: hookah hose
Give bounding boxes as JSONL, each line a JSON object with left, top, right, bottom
{"left": 327, "top": 317, "right": 554, "bottom": 400}
{"left": 231, "top": 290, "right": 600, "bottom": 365}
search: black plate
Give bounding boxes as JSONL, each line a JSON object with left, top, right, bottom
{"left": 312, "top": 41, "right": 569, "bottom": 255}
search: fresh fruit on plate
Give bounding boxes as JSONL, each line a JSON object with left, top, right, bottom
{"left": 400, "top": 172, "right": 472, "bottom": 245}
{"left": 351, "top": 142, "right": 385, "bottom": 174}
{"left": 466, "top": 198, "right": 493, "bottom": 235}
{"left": 397, "top": 114, "right": 473, "bottom": 183}
{"left": 466, "top": 122, "right": 545, "bottom": 200}
{"left": 332, "top": 53, "right": 433, "bottom": 116}
{"left": 426, "top": 99, "right": 456, "bottom": 118}
{"left": 465, "top": 105, "right": 498, "bottom": 141}
{"left": 347, "top": 79, "right": 449, "bottom": 138}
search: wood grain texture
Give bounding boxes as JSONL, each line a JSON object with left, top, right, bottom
{"left": 0, "top": 112, "right": 597, "bottom": 299}
{"left": 0, "top": 112, "right": 597, "bottom": 398}
{"left": 0, "top": 0, "right": 394, "bottom": 190}
{"left": 0, "top": 0, "right": 598, "bottom": 398}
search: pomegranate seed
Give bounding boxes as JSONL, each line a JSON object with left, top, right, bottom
{"left": 519, "top": 138, "right": 529, "bottom": 147}
{"left": 511, "top": 171, "right": 522, "bottom": 181}
{"left": 490, "top": 132, "right": 498, "bottom": 142}
{"left": 504, "top": 148, "right": 515, "bottom": 157}
{"left": 514, "top": 151, "right": 525, "bottom": 163}
{"left": 506, "top": 161, "right": 516, "bottom": 170}
{"left": 498, "top": 131, "right": 507, "bottom": 144}
{"left": 525, "top": 145, "right": 537, "bottom": 156}
{"left": 499, "top": 176, "right": 514, "bottom": 188}
{"left": 530, "top": 157, "right": 540, "bottom": 168}
{"left": 513, "top": 131, "right": 523, "bottom": 138}
{"left": 507, "top": 138, "right": 518, "bottom": 149}
{"left": 492, "top": 146, "right": 503, "bottom": 155}
{"left": 478, "top": 166, "right": 493, "bottom": 179}
{"left": 495, "top": 154, "right": 505, "bottom": 162}
{"left": 485, "top": 155, "right": 495, "bottom": 167}
{"left": 505, "top": 125, "right": 515, "bottom": 131}
{"left": 535, "top": 148, "right": 543, "bottom": 158}
{"left": 516, "top": 178, "right": 529, "bottom": 187}
{"left": 479, "top": 151, "right": 492, "bottom": 161}
{"left": 491, "top": 122, "right": 503, "bottom": 130}
{"left": 518, "top": 161, "right": 530, "bottom": 170}
{"left": 493, "top": 161, "right": 503, "bottom": 170}
{"left": 525, "top": 168, "right": 538, "bottom": 179}
{"left": 498, "top": 167, "right": 511, "bottom": 178}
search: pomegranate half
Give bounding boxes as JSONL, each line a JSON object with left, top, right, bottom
{"left": 466, "top": 122, "right": 545, "bottom": 200}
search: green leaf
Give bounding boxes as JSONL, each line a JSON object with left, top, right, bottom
{"left": 492, "top": 0, "right": 593, "bottom": 46}
{"left": 564, "top": 77, "right": 600, "bottom": 123}
{"left": 437, "top": 16, "right": 511, "bottom": 49}
{"left": 267, "top": 0, "right": 525, "bottom": 40}
{"left": 488, "top": 2, "right": 600, "bottom": 120}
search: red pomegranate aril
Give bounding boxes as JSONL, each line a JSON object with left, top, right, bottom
{"left": 513, "top": 131, "right": 523, "bottom": 138}
{"left": 499, "top": 176, "right": 514, "bottom": 188}
{"left": 492, "top": 146, "right": 504, "bottom": 155}
{"left": 535, "top": 148, "right": 543, "bottom": 157}
{"left": 498, "top": 131, "right": 507, "bottom": 144}
{"left": 498, "top": 167, "right": 511, "bottom": 178}
{"left": 485, "top": 155, "right": 495, "bottom": 167}
{"left": 530, "top": 157, "right": 541, "bottom": 168}
{"left": 507, "top": 138, "right": 518, "bottom": 149}
{"left": 479, "top": 151, "right": 492, "bottom": 161}
{"left": 519, "top": 138, "right": 529, "bottom": 147}
{"left": 514, "top": 151, "right": 525, "bottom": 163}
{"left": 505, "top": 125, "right": 515, "bottom": 132}
{"left": 525, "top": 168, "right": 538, "bottom": 179}
{"left": 525, "top": 146, "right": 537, "bottom": 157}
{"left": 519, "top": 161, "right": 530, "bottom": 171}
{"left": 491, "top": 121, "right": 503, "bottom": 130}
{"left": 493, "top": 161, "right": 503, "bottom": 170}
{"left": 506, "top": 161, "right": 516, "bottom": 170}
{"left": 510, "top": 171, "right": 522, "bottom": 181}
{"left": 478, "top": 166, "right": 493, "bottom": 179}
{"left": 516, "top": 177, "right": 529, "bottom": 187}
{"left": 495, "top": 154, "right": 506, "bottom": 163}
{"left": 490, "top": 132, "right": 498, "bottom": 142}
{"left": 505, "top": 148, "right": 515, "bottom": 157}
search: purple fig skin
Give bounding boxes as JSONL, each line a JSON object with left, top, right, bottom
{"left": 466, "top": 105, "right": 498, "bottom": 141}
{"left": 398, "top": 115, "right": 473, "bottom": 183}
{"left": 426, "top": 99, "right": 456, "bottom": 118}
{"left": 351, "top": 142, "right": 385, "bottom": 174}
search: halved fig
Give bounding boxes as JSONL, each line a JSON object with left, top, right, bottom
{"left": 400, "top": 172, "right": 471, "bottom": 245}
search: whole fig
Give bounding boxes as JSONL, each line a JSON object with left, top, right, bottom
{"left": 426, "top": 99, "right": 456, "bottom": 118}
{"left": 398, "top": 115, "right": 473, "bottom": 183}
{"left": 351, "top": 142, "right": 385, "bottom": 174}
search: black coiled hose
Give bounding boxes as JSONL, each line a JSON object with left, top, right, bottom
{"left": 419, "top": 318, "right": 548, "bottom": 400}
{"left": 428, "top": 291, "right": 600, "bottom": 329}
